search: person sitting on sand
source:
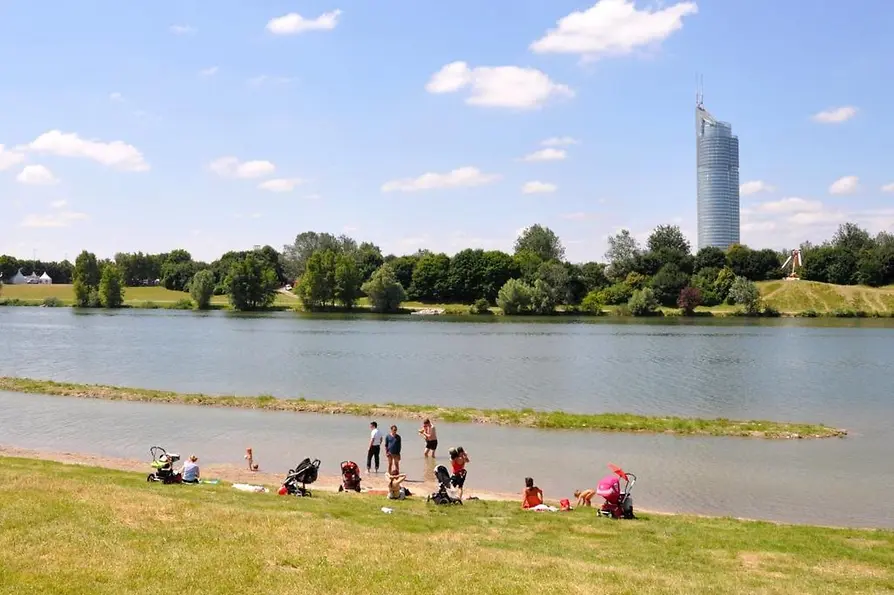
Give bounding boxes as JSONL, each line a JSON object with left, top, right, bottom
{"left": 574, "top": 488, "right": 595, "bottom": 508}
{"left": 522, "top": 477, "right": 544, "bottom": 509}
{"left": 181, "top": 455, "right": 200, "bottom": 484}
{"left": 419, "top": 418, "right": 438, "bottom": 458}
{"left": 387, "top": 473, "right": 411, "bottom": 500}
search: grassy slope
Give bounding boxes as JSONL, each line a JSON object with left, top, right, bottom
{"left": 0, "top": 376, "right": 845, "bottom": 438}
{"left": 0, "top": 457, "right": 891, "bottom": 595}
{"left": 758, "top": 280, "right": 894, "bottom": 313}
{"left": 0, "top": 284, "right": 295, "bottom": 307}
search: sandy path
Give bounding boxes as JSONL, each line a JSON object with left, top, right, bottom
{"left": 0, "top": 444, "right": 518, "bottom": 502}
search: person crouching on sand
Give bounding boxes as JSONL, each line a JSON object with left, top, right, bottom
{"left": 574, "top": 488, "right": 595, "bottom": 508}
{"left": 522, "top": 477, "right": 544, "bottom": 509}
{"left": 419, "top": 418, "right": 438, "bottom": 458}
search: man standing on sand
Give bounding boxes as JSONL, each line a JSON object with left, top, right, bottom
{"left": 367, "top": 421, "right": 383, "bottom": 474}
{"left": 385, "top": 425, "right": 402, "bottom": 475}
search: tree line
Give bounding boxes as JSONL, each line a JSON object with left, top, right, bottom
{"left": 2, "top": 220, "right": 892, "bottom": 313}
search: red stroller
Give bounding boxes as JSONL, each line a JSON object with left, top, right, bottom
{"left": 337, "top": 461, "right": 362, "bottom": 492}
{"left": 596, "top": 464, "right": 637, "bottom": 519}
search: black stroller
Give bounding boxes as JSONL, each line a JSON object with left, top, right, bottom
{"left": 279, "top": 458, "right": 320, "bottom": 497}
{"left": 427, "top": 465, "right": 463, "bottom": 505}
{"left": 147, "top": 446, "right": 181, "bottom": 483}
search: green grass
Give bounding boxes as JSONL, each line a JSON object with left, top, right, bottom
{"left": 0, "top": 284, "right": 297, "bottom": 308}
{"left": 758, "top": 280, "right": 894, "bottom": 314}
{"left": 0, "top": 376, "right": 846, "bottom": 439}
{"left": 0, "top": 456, "right": 891, "bottom": 594}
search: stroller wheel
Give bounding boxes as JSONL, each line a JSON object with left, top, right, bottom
{"left": 338, "top": 485, "right": 344, "bottom": 493}
{"left": 147, "top": 474, "right": 155, "bottom": 482}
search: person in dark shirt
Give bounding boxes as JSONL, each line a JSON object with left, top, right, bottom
{"left": 385, "top": 425, "right": 402, "bottom": 475}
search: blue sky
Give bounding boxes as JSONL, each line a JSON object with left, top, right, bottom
{"left": 1, "top": 0, "right": 892, "bottom": 263}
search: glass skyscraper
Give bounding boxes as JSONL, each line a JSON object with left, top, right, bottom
{"left": 696, "top": 101, "right": 739, "bottom": 250}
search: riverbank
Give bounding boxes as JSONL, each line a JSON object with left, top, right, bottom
{"left": 0, "top": 377, "right": 847, "bottom": 438}
{"left": 1, "top": 455, "right": 891, "bottom": 594}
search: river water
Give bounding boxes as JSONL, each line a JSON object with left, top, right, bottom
{"left": 0, "top": 307, "right": 892, "bottom": 528}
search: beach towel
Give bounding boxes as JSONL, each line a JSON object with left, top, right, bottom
{"left": 232, "top": 483, "right": 268, "bottom": 493}
{"left": 527, "top": 504, "right": 558, "bottom": 512}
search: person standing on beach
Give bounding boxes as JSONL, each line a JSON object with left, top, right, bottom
{"left": 367, "top": 422, "right": 383, "bottom": 474}
{"left": 385, "top": 425, "right": 402, "bottom": 475}
{"left": 418, "top": 418, "right": 438, "bottom": 458}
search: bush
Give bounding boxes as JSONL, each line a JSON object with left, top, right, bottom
{"left": 580, "top": 290, "right": 604, "bottom": 315}
{"left": 651, "top": 264, "right": 690, "bottom": 307}
{"left": 728, "top": 276, "right": 761, "bottom": 315}
{"left": 762, "top": 305, "right": 781, "bottom": 317}
{"left": 596, "top": 282, "right": 632, "bottom": 305}
{"left": 361, "top": 264, "right": 406, "bottom": 313}
{"left": 99, "top": 265, "right": 125, "bottom": 308}
{"left": 628, "top": 287, "right": 659, "bottom": 316}
{"left": 41, "top": 296, "right": 63, "bottom": 308}
{"left": 496, "top": 279, "right": 532, "bottom": 315}
{"left": 470, "top": 298, "right": 492, "bottom": 315}
{"left": 172, "top": 298, "right": 195, "bottom": 310}
{"left": 797, "top": 309, "right": 819, "bottom": 318}
{"left": 677, "top": 286, "right": 703, "bottom": 315}
{"left": 529, "top": 279, "right": 558, "bottom": 315}
{"left": 189, "top": 269, "right": 216, "bottom": 310}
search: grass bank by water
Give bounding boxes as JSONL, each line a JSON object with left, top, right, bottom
{"left": 0, "top": 457, "right": 891, "bottom": 594}
{"left": 0, "top": 377, "right": 846, "bottom": 439}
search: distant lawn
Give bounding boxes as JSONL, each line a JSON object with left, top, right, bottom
{"left": 0, "top": 456, "right": 891, "bottom": 595}
{"left": 0, "top": 284, "right": 295, "bottom": 307}
{"left": 758, "top": 280, "right": 894, "bottom": 314}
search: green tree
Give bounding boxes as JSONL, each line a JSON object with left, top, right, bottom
{"left": 99, "top": 265, "right": 125, "bottom": 308}
{"left": 650, "top": 263, "right": 690, "bottom": 307}
{"left": 470, "top": 298, "right": 492, "bottom": 315}
{"left": 73, "top": 250, "right": 101, "bottom": 307}
{"left": 694, "top": 246, "right": 727, "bottom": 273}
{"left": 514, "top": 224, "right": 565, "bottom": 262}
{"left": 596, "top": 282, "right": 633, "bottom": 305}
{"left": 410, "top": 253, "right": 451, "bottom": 302}
{"left": 361, "top": 264, "right": 406, "bottom": 313}
{"left": 530, "top": 279, "right": 559, "bottom": 315}
{"left": 690, "top": 267, "right": 721, "bottom": 306}
{"left": 226, "top": 253, "right": 279, "bottom": 311}
{"left": 296, "top": 250, "right": 337, "bottom": 310}
{"left": 535, "top": 261, "right": 569, "bottom": 296}
{"left": 354, "top": 242, "right": 384, "bottom": 283}
{"left": 714, "top": 267, "right": 736, "bottom": 303}
{"left": 728, "top": 276, "right": 762, "bottom": 315}
{"left": 447, "top": 249, "right": 490, "bottom": 303}
{"left": 388, "top": 255, "right": 420, "bottom": 292}
{"left": 580, "top": 262, "right": 608, "bottom": 292}
{"left": 334, "top": 253, "right": 362, "bottom": 308}
{"left": 512, "top": 250, "right": 543, "bottom": 285}
{"left": 189, "top": 269, "right": 216, "bottom": 310}
{"left": 627, "top": 288, "right": 659, "bottom": 316}
{"left": 647, "top": 224, "right": 690, "bottom": 254}
{"left": 281, "top": 232, "right": 356, "bottom": 282}
{"left": 833, "top": 222, "right": 873, "bottom": 255}
{"left": 161, "top": 249, "right": 198, "bottom": 291}
{"left": 605, "top": 229, "right": 641, "bottom": 282}
{"left": 580, "top": 291, "right": 604, "bottom": 314}
{"left": 480, "top": 251, "right": 520, "bottom": 302}
{"left": 496, "top": 278, "right": 532, "bottom": 315}
{"left": 677, "top": 286, "right": 703, "bottom": 316}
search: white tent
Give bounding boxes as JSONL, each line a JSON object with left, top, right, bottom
{"left": 39, "top": 272, "right": 52, "bottom": 285}
{"left": 10, "top": 268, "right": 26, "bottom": 285}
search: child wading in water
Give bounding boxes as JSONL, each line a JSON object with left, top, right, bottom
{"left": 522, "top": 477, "right": 544, "bottom": 509}
{"left": 245, "top": 447, "right": 259, "bottom": 471}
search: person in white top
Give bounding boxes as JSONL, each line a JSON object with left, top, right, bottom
{"left": 367, "top": 421, "right": 383, "bottom": 473}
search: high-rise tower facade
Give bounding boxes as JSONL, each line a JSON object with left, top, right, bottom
{"left": 696, "top": 98, "right": 739, "bottom": 250}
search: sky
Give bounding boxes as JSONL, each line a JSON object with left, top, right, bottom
{"left": 1, "top": 0, "right": 893, "bottom": 264}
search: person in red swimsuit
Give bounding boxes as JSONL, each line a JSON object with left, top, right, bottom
{"left": 522, "top": 477, "right": 544, "bottom": 509}
{"left": 449, "top": 446, "right": 470, "bottom": 499}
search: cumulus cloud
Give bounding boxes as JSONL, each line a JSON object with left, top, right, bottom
{"left": 27, "top": 130, "right": 149, "bottom": 171}
{"left": 753, "top": 197, "right": 822, "bottom": 214}
{"left": 739, "top": 180, "right": 775, "bottom": 196}
{"left": 266, "top": 10, "right": 342, "bottom": 34}
{"left": 199, "top": 66, "right": 219, "bottom": 77}
{"left": 881, "top": 183, "right": 894, "bottom": 193}
{"left": 530, "top": 0, "right": 698, "bottom": 59}
{"left": 522, "top": 181, "right": 557, "bottom": 194}
{"left": 0, "top": 144, "right": 25, "bottom": 170}
{"left": 16, "top": 165, "right": 58, "bottom": 185}
{"left": 811, "top": 106, "right": 858, "bottom": 124}
{"left": 51, "top": 199, "right": 67, "bottom": 209}
{"left": 381, "top": 166, "right": 500, "bottom": 192}
{"left": 426, "top": 61, "right": 573, "bottom": 109}
{"left": 829, "top": 175, "right": 859, "bottom": 195}
{"left": 109, "top": 92, "right": 124, "bottom": 102}
{"left": 20, "top": 211, "right": 88, "bottom": 228}
{"left": 209, "top": 157, "right": 276, "bottom": 179}
{"left": 522, "top": 148, "right": 566, "bottom": 162}
{"left": 258, "top": 178, "right": 305, "bottom": 192}
{"left": 542, "top": 136, "right": 579, "bottom": 146}
{"left": 169, "top": 25, "right": 196, "bottom": 35}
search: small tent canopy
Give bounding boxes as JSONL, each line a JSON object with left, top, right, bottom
{"left": 39, "top": 272, "right": 52, "bottom": 284}
{"left": 10, "top": 268, "right": 26, "bottom": 284}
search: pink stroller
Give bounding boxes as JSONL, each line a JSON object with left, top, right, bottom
{"left": 596, "top": 464, "right": 637, "bottom": 519}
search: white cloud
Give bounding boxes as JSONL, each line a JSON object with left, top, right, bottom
{"left": 530, "top": 0, "right": 698, "bottom": 59}
{"left": 522, "top": 181, "right": 557, "bottom": 194}
{"left": 16, "top": 165, "right": 58, "bottom": 185}
{"left": 542, "top": 136, "right": 579, "bottom": 147}
{"left": 109, "top": 92, "right": 124, "bottom": 102}
{"left": 258, "top": 178, "right": 305, "bottom": 193}
{"left": 27, "top": 130, "right": 149, "bottom": 172}
{"left": 0, "top": 144, "right": 25, "bottom": 170}
{"left": 881, "top": 183, "right": 894, "bottom": 193}
{"left": 209, "top": 157, "right": 276, "bottom": 179}
{"left": 247, "top": 75, "right": 294, "bottom": 87}
{"left": 169, "top": 25, "right": 195, "bottom": 35}
{"left": 199, "top": 66, "right": 219, "bottom": 77}
{"left": 249, "top": 213, "right": 262, "bottom": 219}
{"left": 562, "top": 212, "right": 594, "bottom": 220}
{"left": 266, "top": 10, "right": 342, "bottom": 35}
{"left": 304, "top": 193, "right": 322, "bottom": 200}
{"left": 812, "top": 106, "right": 858, "bottom": 124}
{"left": 522, "top": 148, "right": 566, "bottom": 162}
{"left": 50, "top": 199, "right": 67, "bottom": 209}
{"left": 20, "top": 211, "right": 88, "bottom": 228}
{"left": 829, "top": 175, "right": 859, "bottom": 195}
{"left": 739, "top": 180, "right": 775, "bottom": 196}
{"left": 381, "top": 166, "right": 500, "bottom": 192}
{"left": 426, "top": 61, "right": 573, "bottom": 110}
{"left": 754, "top": 197, "right": 823, "bottom": 214}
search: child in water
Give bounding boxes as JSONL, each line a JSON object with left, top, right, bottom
{"left": 245, "top": 447, "right": 259, "bottom": 472}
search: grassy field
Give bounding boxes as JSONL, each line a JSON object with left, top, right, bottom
{"left": 0, "top": 457, "right": 891, "bottom": 594}
{"left": 758, "top": 280, "right": 894, "bottom": 313}
{"left": 0, "top": 283, "right": 295, "bottom": 307}
{"left": 0, "top": 376, "right": 846, "bottom": 438}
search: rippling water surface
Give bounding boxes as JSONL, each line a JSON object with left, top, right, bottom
{"left": 1, "top": 307, "right": 892, "bottom": 528}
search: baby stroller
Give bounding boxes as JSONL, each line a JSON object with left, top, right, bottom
{"left": 596, "top": 464, "right": 637, "bottom": 519}
{"left": 337, "top": 461, "right": 362, "bottom": 492}
{"left": 147, "top": 446, "right": 181, "bottom": 484}
{"left": 279, "top": 458, "right": 320, "bottom": 497}
{"left": 427, "top": 465, "right": 463, "bottom": 505}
